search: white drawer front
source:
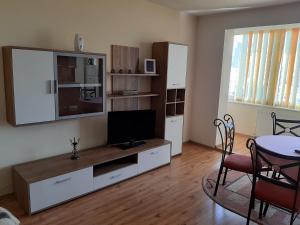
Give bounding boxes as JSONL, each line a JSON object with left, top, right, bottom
{"left": 138, "top": 144, "right": 171, "bottom": 174}
{"left": 29, "top": 167, "right": 93, "bottom": 213}
{"left": 165, "top": 116, "right": 183, "bottom": 156}
{"left": 93, "top": 164, "right": 138, "bottom": 191}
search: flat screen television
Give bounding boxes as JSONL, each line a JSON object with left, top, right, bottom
{"left": 107, "top": 110, "right": 156, "bottom": 146}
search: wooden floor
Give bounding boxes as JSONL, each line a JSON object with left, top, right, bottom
{"left": 0, "top": 134, "right": 254, "bottom": 225}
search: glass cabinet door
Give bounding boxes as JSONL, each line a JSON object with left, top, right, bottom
{"left": 55, "top": 53, "right": 105, "bottom": 119}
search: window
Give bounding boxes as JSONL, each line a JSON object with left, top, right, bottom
{"left": 228, "top": 27, "right": 300, "bottom": 110}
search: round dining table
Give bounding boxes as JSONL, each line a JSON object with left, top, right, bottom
{"left": 255, "top": 135, "right": 300, "bottom": 160}
{"left": 256, "top": 135, "right": 300, "bottom": 183}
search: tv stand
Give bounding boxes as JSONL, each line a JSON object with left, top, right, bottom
{"left": 117, "top": 140, "right": 146, "bottom": 150}
{"left": 13, "top": 139, "right": 171, "bottom": 215}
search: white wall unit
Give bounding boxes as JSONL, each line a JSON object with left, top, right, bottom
{"left": 29, "top": 167, "right": 93, "bottom": 213}
{"left": 12, "top": 49, "right": 56, "bottom": 125}
{"left": 167, "top": 44, "right": 188, "bottom": 89}
{"left": 138, "top": 144, "right": 171, "bottom": 173}
{"left": 165, "top": 116, "right": 183, "bottom": 156}
{"left": 93, "top": 164, "right": 138, "bottom": 190}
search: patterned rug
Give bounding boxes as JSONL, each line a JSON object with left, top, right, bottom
{"left": 202, "top": 170, "right": 300, "bottom": 225}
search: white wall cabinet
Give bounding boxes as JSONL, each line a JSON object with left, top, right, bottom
{"left": 165, "top": 115, "right": 183, "bottom": 156}
{"left": 11, "top": 49, "right": 56, "bottom": 125}
{"left": 167, "top": 44, "right": 188, "bottom": 89}
{"left": 3, "top": 46, "right": 106, "bottom": 126}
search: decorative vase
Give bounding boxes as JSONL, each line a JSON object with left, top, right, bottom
{"left": 70, "top": 137, "right": 80, "bottom": 160}
{"left": 74, "top": 33, "right": 84, "bottom": 52}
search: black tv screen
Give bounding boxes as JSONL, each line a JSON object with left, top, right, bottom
{"left": 107, "top": 110, "right": 156, "bottom": 144}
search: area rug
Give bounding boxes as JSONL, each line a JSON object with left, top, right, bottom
{"left": 202, "top": 170, "right": 300, "bottom": 225}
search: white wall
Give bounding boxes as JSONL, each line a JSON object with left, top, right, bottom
{"left": 180, "top": 13, "right": 198, "bottom": 142}
{"left": 228, "top": 102, "right": 300, "bottom": 136}
{"left": 0, "top": 0, "right": 197, "bottom": 196}
{"left": 191, "top": 2, "right": 300, "bottom": 147}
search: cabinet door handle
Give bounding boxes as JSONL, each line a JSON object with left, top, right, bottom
{"left": 54, "top": 177, "right": 72, "bottom": 185}
{"left": 54, "top": 80, "right": 58, "bottom": 94}
{"left": 172, "top": 83, "right": 179, "bottom": 86}
{"left": 48, "top": 80, "right": 53, "bottom": 94}
{"left": 150, "top": 151, "right": 159, "bottom": 155}
{"left": 48, "top": 80, "right": 58, "bottom": 94}
{"left": 110, "top": 174, "right": 122, "bottom": 179}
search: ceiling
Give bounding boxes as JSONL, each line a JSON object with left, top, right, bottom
{"left": 149, "top": 0, "right": 300, "bottom": 15}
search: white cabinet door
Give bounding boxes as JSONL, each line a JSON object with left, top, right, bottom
{"left": 165, "top": 115, "right": 184, "bottom": 156}
{"left": 29, "top": 167, "right": 93, "bottom": 213}
{"left": 167, "top": 44, "right": 188, "bottom": 89}
{"left": 138, "top": 144, "right": 171, "bottom": 174}
{"left": 12, "top": 49, "right": 56, "bottom": 125}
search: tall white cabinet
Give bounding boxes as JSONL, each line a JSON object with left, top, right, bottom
{"left": 152, "top": 42, "right": 188, "bottom": 156}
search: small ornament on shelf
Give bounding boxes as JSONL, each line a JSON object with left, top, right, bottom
{"left": 70, "top": 137, "right": 80, "bottom": 160}
{"left": 74, "top": 33, "right": 84, "bottom": 52}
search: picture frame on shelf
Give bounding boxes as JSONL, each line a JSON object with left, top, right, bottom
{"left": 144, "top": 59, "right": 156, "bottom": 74}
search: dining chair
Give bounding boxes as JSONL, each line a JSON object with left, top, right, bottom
{"left": 213, "top": 114, "right": 256, "bottom": 196}
{"left": 272, "top": 112, "right": 300, "bottom": 137}
{"left": 246, "top": 138, "right": 300, "bottom": 225}
{"left": 271, "top": 112, "right": 300, "bottom": 179}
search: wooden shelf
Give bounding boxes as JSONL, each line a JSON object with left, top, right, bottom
{"left": 107, "top": 92, "right": 159, "bottom": 99}
{"left": 93, "top": 154, "right": 137, "bottom": 177}
{"left": 166, "top": 115, "right": 183, "bottom": 118}
{"left": 94, "top": 163, "right": 136, "bottom": 177}
{"left": 58, "top": 83, "right": 102, "bottom": 88}
{"left": 108, "top": 72, "right": 159, "bottom": 77}
{"left": 166, "top": 101, "right": 184, "bottom": 104}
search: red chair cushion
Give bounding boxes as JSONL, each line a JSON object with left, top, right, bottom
{"left": 255, "top": 180, "right": 300, "bottom": 211}
{"left": 224, "top": 154, "right": 255, "bottom": 174}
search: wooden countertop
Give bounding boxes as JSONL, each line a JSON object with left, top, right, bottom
{"left": 14, "top": 139, "right": 171, "bottom": 184}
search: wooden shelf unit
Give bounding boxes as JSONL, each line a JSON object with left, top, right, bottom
{"left": 109, "top": 45, "right": 161, "bottom": 111}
